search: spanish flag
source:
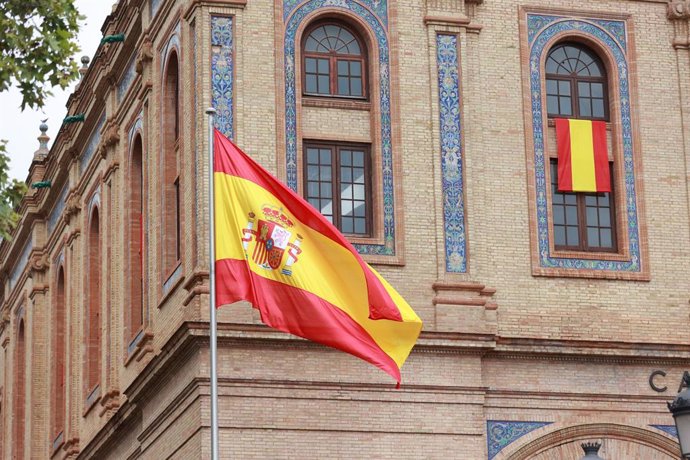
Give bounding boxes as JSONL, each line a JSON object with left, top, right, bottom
{"left": 213, "top": 130, "right": 422, "bottom": 384}
{"left": 555, "top": 118, "right": 610, "bottom": 192}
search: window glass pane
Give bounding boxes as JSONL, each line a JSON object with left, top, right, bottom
{"left": 354, "top": 218, "right": 366, "bottom": 234}
{"left": 559, "top": 97, "right": 572, "bottom": 115}
{"left": 579, "top": 98, "right": 592, "bottom": 117}
{"left": 307, "top": 148, "right": 319, "bottom": 164}
{"left": 351, "top": 61, "right": 361, "bottom": 76}
{"left": 346, "top": 41, "right": 361, "bottom": 55}
{"left": 564, "top": 194, "right": 577, "bottom": 205}
{"left": 338, "top": 77, "right": 349, "bottom": 95}
{"left": 341, "top": 217, "right": 353, "bottom": 233}
{"left": 353, "top": 168, "right": 365, "bottom": 184}
{"left": 592, "top": 99, "right": 605, "bottom": 118}
{"left": 318, "top": 75, "right": 330, "bottom": 94}
{"left": 320, "top": 183, "right": 332, "bottom": 198}
{"left": 308, "top": 182, "right": 320, "bottom": 197}
{"left": 338, "top": 60, "right": 349, "bottom": 76}
{"left": 587, "top": 227, "right": 600, "bottom": 247}
{"left": 592, "top": 83, "right": 603, "bottom": 98}
{"left": 566, "top": 226, "right": 579, "bottom": 246}
{"left": 554, "top": 226, "right": 566, "bottom": 246}
{"left": 578, "top": 82, "right": 590, "bottom": 97}
{"left": 599, "top": 194, "right": 609, "bottom": 207}
{"left": 553, "top": 206, "right": 565, "bottom": 225}
{"left": 354, "top": 201, "right": 366, "bottom": 217}
{"left": 341, "top": 200, "right": 353, "bottom": 216}
{"left": 353, "top": 184, "right": 365, "bottom": 200}
{"left": 341, "top": 167, "right": 352, "bottom": 182}
{"left": 305, "top": 37, "right": 320, "bottom": 52}
{"left": 566, "top": 206, "right": 578, "bottom": 225}
{"left": 308, "top": 198, "right": 319, "bottom": 209}
{"left": 305, "top": 58, "right": 317, "bottom": 73}
{"left": 353, "top": 151, "right": 364, "bottom": 167}
{"left": 320, "top": 199, "right": 333, "bottom": 216}
{"left": 341, "top": 183, "right": 353, "bottom": 199}
{"left": 341, "top": 150, "right": 352, "bottom": 166}
{"left": 307, "top": 165, "right": 319, "bottom": 180}
{"left": 317, "top": 58, "right": 329, "bottom": 74}
{"left": 558, "top": 80, "right": 570, "bottom": 95}
{"left": 351, "top": 78, "right": 362, "bottom": 96}
{"left": 600, "top": 229, "right": 613, "bottom": 248}
{"left": 311, "top": 26, "right": 326, "bottom": 42}
{"left": 546, "top": 79, "right": 557, "bottom": 94}
{"left": 320, "top": 166, "right": 331, "bottom": 181}
{"left": 552, "top": 191, "right": 564, "bottom": 204}
{"left": 599, "top": 208, "right": 611, "bottom": 227}
{"left": 319, "top": 149, "right": 331, "bottom": 163}
{"left": 547, "top": 96, "right": 559, "bottom": 115}
{"left": 305, "top": 75, "right": 317, "bottom": 93}
{"left": 586, "top": 206, "right": 598, "bottom": 226}
{"left": 585, "top": 195, "right": 597, "bottom": 206}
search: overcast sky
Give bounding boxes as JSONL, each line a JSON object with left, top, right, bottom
{"left": 0, "top": 1, "right": 110, "bottom": 180}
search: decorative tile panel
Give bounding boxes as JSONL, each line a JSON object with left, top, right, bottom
{"left": 436, "top": 34, "right": 466, "bottom": 273}
{"left": 211, "top": 16, "right": 234, "bottom": 139}
{"left": 151, "top": 0, "right": 162, "bottom": 18}
{"left": 284, "top": 0, "right": 395, "bottom": 255}
{"left": 527, "top": 15, "right": 641, "bottom": 272}
{"left": 47, "top": 182, "right": 69, "bottom": 235}
{"left": 80, "top": 112, "right": 106, "bottom": 173}
{"left": 117, "top": 56, "right": 137, "bottom": 102}
{"left": 487, "top": 420, "right": 552, "bottom": 460}
{"left": 9, "top": 239, "right": 33, "bottom": 291}
{"left": 283, "top": 0, "right": 388, "bottom": 26}
{"left": 649, "top": 425, "right": 678, "bottom": 438}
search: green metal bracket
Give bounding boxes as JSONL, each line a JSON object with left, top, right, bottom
{"left": 63, "top": 114, "right": 85, "bottom": 124}
{"left": 101, "top": 33, "right": 125, "bottom": 44}
{"left": 31, "top": 181, "right": 52, "bottom": 189}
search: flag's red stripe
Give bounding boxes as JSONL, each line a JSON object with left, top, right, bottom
{"left": 555, "top": 118, "right": 573, "bottom": 191}
{"left": 215, "top": 258, "right": 402, "bottom": 382}
{"left": 592, "top": 121, "right": 610, "bottom": 192}
{"left": 214, "top": 130, "right": 402, "bottom": 322}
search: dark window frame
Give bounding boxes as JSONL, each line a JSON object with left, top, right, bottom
{"left": 303, "top": 141, "right": 373, "bottom": 237}
{"left": 301, "top": 21, "right": 368, "bottom": 100}
{"left": 545, "top": 43, "right": 610, "bottom": 122}
{"left": 550, "top": 160, "right": 618, "bottom": 253}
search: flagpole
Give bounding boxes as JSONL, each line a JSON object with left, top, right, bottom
{"left": 206, "top": 107, "right": 220, "bottom": 460}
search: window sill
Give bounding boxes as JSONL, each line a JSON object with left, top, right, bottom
{"left": 550, "top": 248, "right": 629, "bottom": 262}
{"left": 547, "top": 118, "right": 611, "bottom": 130}
{"left": 160, "top": 263, "right": 184, "bottom": 308}
{"left": 124, "top": 328, "right": 154, "bottom": 366}
{"left": 302, "top": 97, "right": 371, "bottom": 111}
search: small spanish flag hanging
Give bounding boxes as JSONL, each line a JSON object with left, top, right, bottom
{"left": 555, "top": 118, "right": 610, "bottom": 192}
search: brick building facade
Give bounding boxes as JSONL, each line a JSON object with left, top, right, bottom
{"left": 1, "top": 0, "right": 689, "bottom": 458}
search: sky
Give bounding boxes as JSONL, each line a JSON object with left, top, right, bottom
{"left": 0, "top": 1, "right": 110, "bottom": 180}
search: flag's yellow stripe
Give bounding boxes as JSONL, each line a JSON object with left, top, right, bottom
{"left": 568, "top": 119, "right": 597, "bottom": 192}
{"left": 214, "top": 173, "right": 422, "bottom": 368}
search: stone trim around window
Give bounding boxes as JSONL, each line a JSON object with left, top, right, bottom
{"left": 520, "top": 8, "right": 649, "bottom": 280}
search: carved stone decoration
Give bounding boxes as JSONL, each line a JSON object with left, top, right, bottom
{"left": 64, "top": 194, "right": 82, "bottom": 224}
{"left": 29, "top": 253, "right": 49, "bottom": 273}
{"left": 669, "top": 0, "right": 690, "bottom": 19}
{"left": 135, "top": 39, "right": 154, "bottom": 74}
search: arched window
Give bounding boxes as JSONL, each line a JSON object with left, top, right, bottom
{"left": 87, "top": 207, "right": 101, "bottom": 392}
{"left": 546, "top": 43, "right": 608, "bottom": 120}
{"left": 163, "top": 51, "right": 181, "bottom": 271}
{"left": 129, "top": 135, "right": 144, "bottom": 339}
{"left": 52, "top": 267, "right": 66, "bottom": 439}
{"left": 545, "top": 42, "right": 616, "bottom": 252}
{"left": 302, "top": 23, "right": 366, "bottom": 98}
{"left": 14, "top": 319, "right": 25, "bottom": 459}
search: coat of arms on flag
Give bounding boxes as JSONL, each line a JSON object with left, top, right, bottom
{"left": 241, "top": 206, "right": 303, "bottom": 275}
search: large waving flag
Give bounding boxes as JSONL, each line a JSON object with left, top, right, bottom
{"left": 213, "top": 130, "right": 422, "bottom": 384}
{"left": 555, "top": 118, "right": 610, "bottom": 192}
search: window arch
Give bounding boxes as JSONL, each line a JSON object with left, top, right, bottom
{"left": 546, "top": 42, "right": 608, "bottom": 120}
{"left": 302, "top": 22, "right": 367, "bottom": 98}
{"left": 162, "top": 50, "right": 181, "bottom": 272}
{"left": 86, "top": 206, "right": 101, "bottom": 393}
{"left": 52, "top": 266, "right": 67, "bottom": 439}
{"left": 14, "top": 319, "right": 25, "bottom": 459}
{"left": 128, "top": 134, "right": 144, "bottom": 339}
{"left": 545, "top": 42, "right": 616, "bottom": 252}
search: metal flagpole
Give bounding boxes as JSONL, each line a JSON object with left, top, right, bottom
{"left": 206, "top": 107, "right": 220, "bottom": 460}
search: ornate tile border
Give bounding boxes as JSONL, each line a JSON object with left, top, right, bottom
{"left": 211, "top": 16, "right": 234, "bottom": 139}
{"left": 283, "top": 0, "right": 388, "bottom": 27}
{"left": 649, "top": 425, "right": 678, "bottom": 438}
{"left": 9, "top": 239, "right": 33, "bottom": 291}
{"left": 527, "top": 15, "right": 642, "bottom": 273}
{"left": 487, "top": 420, "right": 552, "bottom": 460}
{"left": 117, "top": 55, "right": 137, "bottom": 102}
{"left": 47, "top": 182, "right": 69, "bottom": 235}
{"left": 284, "top": 0, "right": 395, "bottom": 255}
{"left": 80, "top": 112, "right": 106, "bottom": 173}
{"left": 436, "top": 34, "right": 467, "bottom": 273}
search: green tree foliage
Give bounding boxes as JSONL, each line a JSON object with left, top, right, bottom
{"left": 0, "top": 0, "right": 82, "bottom": 239}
